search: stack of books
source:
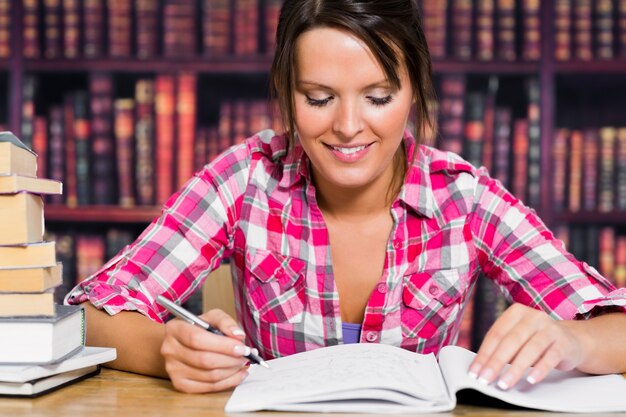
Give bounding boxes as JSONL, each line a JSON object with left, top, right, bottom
{"left": 0, "top": 131, "right": 116, "bottom": 397}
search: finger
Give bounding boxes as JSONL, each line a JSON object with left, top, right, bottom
{"left": 495, "top": 329, "right": 556, "bottom": 390}
{"left": 171, "top": 320, "right": 247, "bottom": 357}
{"left": 525, "top": 344, "right": 570, "bottom": 386}
{"left": 201, "top": 309, "right": 246, "bottom": 339}
{"left": 171, "top": 368, "right": 249, "bottom": 394}
{"left": 469, "top": 304, "right": 526, "bottom": 380}
{"left": 166, "top": 356, "right": 248, "bottom": 383}
{"left": 162, "top": 334, "right": 251, "bottom": 369}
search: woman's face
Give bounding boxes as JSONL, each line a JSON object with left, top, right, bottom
{"left": 294, "top": 27, "right": 414, "bottom": 195}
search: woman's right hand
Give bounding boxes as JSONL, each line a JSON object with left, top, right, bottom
{"left": 161, "top": 308, "right": 251, "bottom": 393}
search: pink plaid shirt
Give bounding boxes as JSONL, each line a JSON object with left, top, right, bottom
{"left": 67, "top": 129, "right": 626, "bottom": 360}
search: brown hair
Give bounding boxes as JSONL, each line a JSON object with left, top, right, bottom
{"left": 270, "top": 0, "right": 436, "bottom": 199}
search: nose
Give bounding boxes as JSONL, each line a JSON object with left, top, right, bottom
{"left": 332, "top": 98, "right": 363, "bottom": 140}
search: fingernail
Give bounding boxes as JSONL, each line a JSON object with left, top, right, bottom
{"left": 468, "top": 364, "right": 481, "bottom": 380}
{"left": 477, "top": 368, "right": 493, "bottom": 386}
{"left": 234, "top": 345, "right": 251, "bottom": 356}
{"left": 497, "top": 373, "right": 512, "bottom": 390}
{"left": 231, "top": 327, "right": 246, "bottom": 337}
{"left": 526, "top": 374, "right": 537, "bottom": 385}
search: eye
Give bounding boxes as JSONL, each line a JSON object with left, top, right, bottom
{"left": 368, "top": 95, "right": 394, "bottom": 106}
{"left": 305, "top": 95, "right": 333, "bottom": 107}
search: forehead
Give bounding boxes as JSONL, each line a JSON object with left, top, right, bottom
{"left": 294, "top": 27, "right": 396, "bottom": 86}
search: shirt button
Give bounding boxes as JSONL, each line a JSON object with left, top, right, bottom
{"left": 275, "top": 268, "right": 284, "bottom": 278}
{"left": 377, "top": 283, "right": 388, "bottom": 294}
{"left": 365, "top": 331, "right": 378, "bottom": 343}
{"left": 393, "top": 240, "right": 402, "bottom": 250}
{"left": 429, "top": 285, "right": 439, "bottom": 296}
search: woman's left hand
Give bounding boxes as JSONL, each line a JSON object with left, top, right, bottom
{"left": 468, "top": 303, "right": 589, "bottom": 390}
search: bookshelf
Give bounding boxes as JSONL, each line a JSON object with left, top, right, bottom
{"left": 1, "top": 0, "right": 625, "bottom": 340}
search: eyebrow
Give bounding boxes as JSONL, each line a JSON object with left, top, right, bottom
{"left": 296, "top": 80, "right": 391, "bottom": 90}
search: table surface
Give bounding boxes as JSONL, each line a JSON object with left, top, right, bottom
{"left": 0, "top": 367, "right": 624, "bottom": 417}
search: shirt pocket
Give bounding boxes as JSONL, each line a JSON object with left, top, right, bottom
{"left": 401, "top": 269, "right": 465, "bottom": 341}
{"left": 245, "top": 248, "right": 306, "bottom": 324}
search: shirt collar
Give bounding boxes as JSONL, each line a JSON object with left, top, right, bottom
{"left": 277, "top": 130, "right": 435, "bottom": 219}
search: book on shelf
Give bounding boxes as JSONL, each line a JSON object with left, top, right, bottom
{"left": 225, "top": 343, "right": 626, "bottom": 413}
{"left": 0, "top": 263, "right": 62, "bottom": 293}
{"left": 0, "top": 304, "right": 85, "bottom": 364}
{"left": 0, "top": 241, "right": 57, "bottom": 269}
{"left": 0, "top": 291, "right": 55, "bottom": 317}
{"left": 0, "top": 365, "right": 100, "bottom": 398}
{"left": 0, "top": 192, "right": 44, "bottom": 245}
{"left": 0, "top": 0, "right": 10, "bottom": 58}
{"left": 0, "top": 132, "right": 37, "bottom": 177}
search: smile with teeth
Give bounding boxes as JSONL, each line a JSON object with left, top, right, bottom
{"left": 326, "top": 143, "right": 371, "bottom": 154}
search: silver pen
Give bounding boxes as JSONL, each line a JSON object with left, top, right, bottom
{"left": 156, "top": 295, "right": 270, "bottom": 368}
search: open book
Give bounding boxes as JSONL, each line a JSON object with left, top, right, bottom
{"left": 225, "top": 343, "right": 626, "bottom": 413}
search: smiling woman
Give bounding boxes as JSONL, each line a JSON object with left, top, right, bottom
{"left": 66, "top": 0, "right": 626, "bottom": 398}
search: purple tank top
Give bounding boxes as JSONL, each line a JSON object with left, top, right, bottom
{"left": 342, "top": 322, "right": 362, "bottom": 344}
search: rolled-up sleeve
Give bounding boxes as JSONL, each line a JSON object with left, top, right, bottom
{"left": 469, "top": 167, "right": 626, "bottom": 320}
{"left": 65, "top": 143, "right": 250, "bottom": 322}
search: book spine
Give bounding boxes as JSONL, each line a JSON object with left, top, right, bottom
{"left": 616, "top": 127, "right": 626, "bottom": 211}
{"left": 48, "top": 106, "right": 65, "bottom": 204}
{"left": 135, "top": 0, "right": 159, "bottom": 59}
{"left": 480, "top": 76, "right": 498, "bottom": 172}
{"left": 114, "top": 98, "right": 136, "bottom": 207}
{"left": 568, "top": 130, "right": 583, "bottom": 213}
{"left": 20, "top": 75, "right": 37, "bottom": 149}
{"left": 496, "top": 0, "right": 516, "bottom": 61}
{"left": 176, "top": 72, "right": 197, "bottom": 188}
{"left": 163, "top": 0, "right": 197, "bottom": 58}
{"left": 476, "top": 0, "right": 495, "bottom": 61}
{"left": 22, "top": 0, "right": 40, "bottom": 58}
{"left": 194, "top": 126, "right": 209, "bottom": 172}
{"left": 599, "top": 226, "right": 615, "bottom": 280}
{"left": 108, "top": 0, "right": 132, "bottom": 58}
{"left": 492, "top": 107, "right": 512, "bottom": 188}
{"left": 573, "top": 0, "right": 593, "bottom": 60}
{"left": 521, "top": 0, "right": 541, "bottom": 61}
{"left": 232, "top": 100, "right": 249, "bottom": 146}
{"left": 554, "top": 0, "right": 572, "bottom": 60}
{"left": 582, "top": 128, "right": 599, "bottom": 211}
{"left": 0, "top": 0, "right": 10, "bottom": 58}
{"left": 598, "top": 127, "right": 616, "bottom": 213}
{"left": 552, "top": 128, "right": 570, "bottom": 212}
{"left": 32, "top": 116, "right": 48, "bottom": 179}
{"left": 218, "top": 99, "right": 233, "bottom": 150}
{"left": 264, "top": 0, "right": 282, "bottom": 55}
{"left": 74, "top": 91, "right": 92, "bottom": 206}
{"left": 76, "top": 234, "right": 106, "bottom": 282}
{"left": 525, "top": 77, "right": 541, "bottom": 209}
{"left": 615, "top": 235, "right": 626, "bottom": 288}
{"left": 438, "top": 74, "right": 466, "bottom": 156}
{"left": 83, "top": 0, "right": 104, "bottom": 58}
{"left": 420, "top": 0, "right": 448, "bottom": 59}
{"left": 463, "top": 92, "right": 486, "bottom": 168}
{"left": 594, "top": 0, "right": 614, "bottom": 60}
{"left": 203, "top": 0, "right": 231, "bottom": 55}
{"left": 135, "top": 78, "right": 156, "bottom": 206}
{"left": 155, "top": 74, "right": 176, "bottom": 204}
{"left": 512, "top": 119, "right": 529, "bottom": 202}
{"left": 44, "top": 0, "right": 62, "bottom": 59}
{"left": 89, "top": 72, "right": 116, "bottom": 205}
{"left": 63, "top": 93, "right": 78, "bottom": 207}
{"left": 451, "top": 0, "right": 473, "bottom": 60}
{"left": 234, "top": 0, "right": 259, "bottom": 56}
{"left": 619, "top": 0, "right": 626, "bottom": 59}
{"left": 63, "top": 0, "right": 81, "bottom": 59}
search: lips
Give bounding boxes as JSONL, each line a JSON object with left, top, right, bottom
{"left": 323, "top": 142, "right": 374, "bottom": 162}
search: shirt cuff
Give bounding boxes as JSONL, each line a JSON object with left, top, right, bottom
{"left": 575, "top": 263, "right": 626, "bottom": 319}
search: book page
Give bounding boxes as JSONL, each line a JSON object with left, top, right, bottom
{"left": 225, "top": 343, "right": 453, "bottom": 413}
{"left": 439, "top": 345, "right": 626, "bottom": 413}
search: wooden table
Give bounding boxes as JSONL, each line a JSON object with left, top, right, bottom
{"left": 0, "top": 368, "right": 623, "bottom": 417}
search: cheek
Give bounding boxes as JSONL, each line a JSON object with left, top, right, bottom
{"left": 365, "top": 103, "right": 411, "bottom": 135}
{"left": 294, "top": 103, "right": 330, "bottom": 137}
